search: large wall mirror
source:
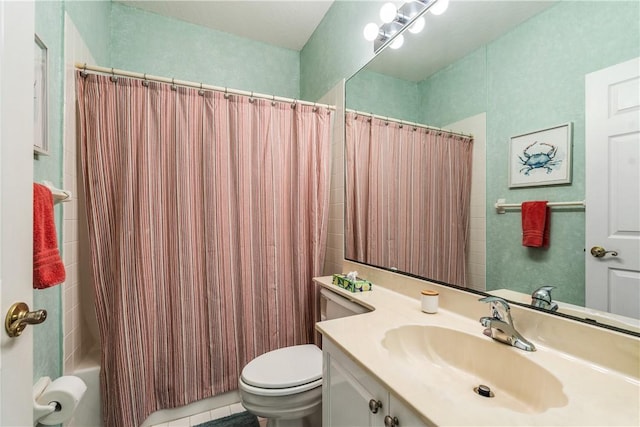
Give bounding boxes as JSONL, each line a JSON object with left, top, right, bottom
{"left": 345, "top": 0, "right": 640, "bottom": 335}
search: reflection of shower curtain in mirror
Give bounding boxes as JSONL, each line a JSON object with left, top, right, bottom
{"left": 346, "top": 112, "right": 473, "bottom": 285}
{"left": 76, "top": 72, "right": 332, "bottom": 426}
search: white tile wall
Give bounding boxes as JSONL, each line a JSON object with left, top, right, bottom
{"left": 319, "top": 80, "right": 345, "bottom": 277}
{"left": 62, "top": 13, "right": 98, "bottom": 376}
{"left": 446, "top": 113, "right": 487, "bottom": 291}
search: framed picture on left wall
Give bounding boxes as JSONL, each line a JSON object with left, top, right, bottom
{"left": 34, "top": 34, "right": 49, "bottom": 155}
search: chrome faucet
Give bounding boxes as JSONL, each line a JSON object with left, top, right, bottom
{"left": 478, "top": 296, "right": 536, "bottom": 352}
{"left": 531, "top": 286, "right": 559, "bottom": 311}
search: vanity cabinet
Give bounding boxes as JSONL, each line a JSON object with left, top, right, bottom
{"left": 322, "top": 339, "right": 427, "bottom": 427}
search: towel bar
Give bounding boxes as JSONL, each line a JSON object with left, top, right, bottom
{"left": 495, "top": 198, "right": 585, "bottom": 214}
{"left": 41, "top": 180, "right": 72, "bottom": 203}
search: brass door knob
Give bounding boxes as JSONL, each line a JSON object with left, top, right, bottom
{"left": 590, "top": 246, "right": 618, "bottom": 258}
{"left": 5, "top": 302, "right": 47, "bottom": 338}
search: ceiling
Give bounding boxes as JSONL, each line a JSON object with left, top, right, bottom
{"left": 117, "top": 0, "right": 335, "bottom": 51}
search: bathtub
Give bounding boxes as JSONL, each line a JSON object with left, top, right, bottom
{"left": 69, "top": 355, "right": 102, "bottom": 427}
{"left": 68, "top": 353, "right": 241, "bottom": 427}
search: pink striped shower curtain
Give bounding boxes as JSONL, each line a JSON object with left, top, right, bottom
{"left": 345, "top": 112, "right": 473, "bottom": 286}
{"left": 76, "top": 72, "right": 332, "bottom": 426}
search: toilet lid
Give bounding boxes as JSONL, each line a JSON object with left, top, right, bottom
{"left": 241, "top": 344, "right": 322, "bottom": 389}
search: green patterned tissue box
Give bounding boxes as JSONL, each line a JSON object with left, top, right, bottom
{"left": 332, "top": 273, "right": 373, "bottom": 292}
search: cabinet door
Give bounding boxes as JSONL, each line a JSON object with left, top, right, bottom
{"left": 389, "top": 394, "right": 429, "bottom": 427}
{"left": 323, "top": 340, "right": 386, "bottom": 427}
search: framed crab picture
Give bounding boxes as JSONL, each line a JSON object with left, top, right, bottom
{"left": 508, "top": 123, "right": 572, "bottom": 188}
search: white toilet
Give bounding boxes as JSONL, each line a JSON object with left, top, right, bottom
{"left": 239, "top": 288, "right": 368, "bottom": 427}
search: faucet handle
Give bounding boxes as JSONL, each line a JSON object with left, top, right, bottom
{"left": 531, "top": 285, "right": 555, "bottom": 302}
{"left": 478, "top": 296, "right": 511, "bottom": 311}
{"left": 479, "top": 296, "right": 511, "bottom": 321}
{"left": 531, "top": 286, "right": 558, "bottom": 311}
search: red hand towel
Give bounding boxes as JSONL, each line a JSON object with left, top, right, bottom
{"left": 33, "top": 183, "right": 66, "bottom": 289}
{"left": 522, "top": 201, "right": 550, "bottom": 248}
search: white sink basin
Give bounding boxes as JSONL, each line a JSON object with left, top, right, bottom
{"left": 382, "top": 325, "right": 569, "bottom": 414}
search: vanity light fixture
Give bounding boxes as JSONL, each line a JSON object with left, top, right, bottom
{"left": 429, "top": 0, "right": 450, "bottom": 15}
{"left": 380, "top": 2, "right": 398, "bottom": 24}
{"left": 363, "top": 0, "right": 448, "bottom": 53}
{"left": 390, "top": 34, "right": 405, "bottom": 49}
{"left": 408, "top": 16, "right": 426, "bottom": 34}
{"left": 363, "top": 22, "right": 380, "bottom": 41}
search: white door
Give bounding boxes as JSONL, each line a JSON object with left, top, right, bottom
{"left": 585, "top": 57, "right": 640, "bottom": 319}
{"left": 0, "top": 1, "right": 35, "bottom": 425}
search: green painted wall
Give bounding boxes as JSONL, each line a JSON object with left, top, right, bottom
{"left": 417, "top": 1, "right": 640, "bottom": 305}
{"left": 64, "top": 0, "right": 111, "bottom": 65}
{"left": 300, "top": 1, "right": 380, "bottom": 101}
{"left": 346, "top": 69, "right": 420, "bottom": 122}
{"left": 110, "top": 3, "right": 300, "bottom": 99}
{"left": 34, "top": 0, "right": 65, "bottom": 385}
{"left": 418, "top": 47, "right": 487, "bottom": 127}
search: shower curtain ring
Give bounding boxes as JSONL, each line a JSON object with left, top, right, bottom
{"left": 271, "top": 95, "right": 276, "bottom": 106}
{"left": 312, "top": 103, "right": 318, "bottom": 112}
{"left": 198, "top": 83, "right": 205, "bottom": 96}
{"left": 399, "top": 120, "right": 403, "bottom": 129}
{"left": 142, "top": 73, "right": 149, "bottom": 87}
{"left": 110, "top": 68, "right": 118, "bottom": 83}
{"left": 249, "top": 91, "right": 255, "bottom": 103}
{"left": 224, "top": 87, "right": 230, "bottom": 99}
{"left": 80, "top": 63, "right": 88, "bottom": 78}
{"left": 291, "top": 100, "right": 297, "bottom": 109}
{"left": 171, "top": 78, "right": 177, "bottom": 91}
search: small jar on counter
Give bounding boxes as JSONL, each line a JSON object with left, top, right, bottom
{"left": 421, "top": 289, "right": 439, "bottom": 313}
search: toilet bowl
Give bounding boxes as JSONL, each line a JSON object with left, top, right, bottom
{"left": 239, "top": 344, "right": 323, "bottom": 427}
{"left": 239, "top": 288, "right": 370, "bottom": 427}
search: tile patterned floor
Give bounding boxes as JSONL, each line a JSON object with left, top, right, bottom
{"left": 151, "top": 403, "right": 267, "bottom": 427}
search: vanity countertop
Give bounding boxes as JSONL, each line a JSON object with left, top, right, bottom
{"left": 314, "top": 276, "right": 640, "bottom": 426}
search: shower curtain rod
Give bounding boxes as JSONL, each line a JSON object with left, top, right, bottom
{"left": 346, "top": 108, "right": 473, "bottom": 139}
{"left": 75, "top": 63, "right": 336, "bottom": 111}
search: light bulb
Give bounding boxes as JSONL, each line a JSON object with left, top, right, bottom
{"left": 380, "top": 2, "right": 398, "bottom": 24}
{"left": 408, "top": 16, "right": 425, "bottom": 34}
{"left": 430, "top": 0, "right": 449, "bottom": 15}
{"left": 390, "top": 34, "right": 404, "bottom": 49}
{"left": 363, "top": 23, "right": 380, "bottom": 41}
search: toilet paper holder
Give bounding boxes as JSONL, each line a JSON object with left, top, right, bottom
{"left": 33, "top": 377, "right": 59, "bottom": 424}
{"left": 33, "top": 376, "right": 87, "bottom": 426}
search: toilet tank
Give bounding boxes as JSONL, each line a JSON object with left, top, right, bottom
{"left": 320, "top": 288, "right": 369, "bottom": 321}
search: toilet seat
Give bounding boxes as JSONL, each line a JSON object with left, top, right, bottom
{"left": 239, "top": 376, "right": 322, "bottom": 397}
{"left": 240, "top": 344, "right": 322, "bottom": 396}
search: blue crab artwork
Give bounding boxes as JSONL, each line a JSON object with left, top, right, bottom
{"left": 518, "top": 141, "right": 561, "bottom": 175}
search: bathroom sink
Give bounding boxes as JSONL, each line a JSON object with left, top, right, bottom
{"left": 381, "top": 325, "right": 568, "bottom": 413}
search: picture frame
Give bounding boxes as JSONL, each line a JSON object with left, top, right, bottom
{"left": 34, "top": 34, "right": 49, "bottom": 155}
{"left": 508, "top": 122, "right": 572, "bottom": 188}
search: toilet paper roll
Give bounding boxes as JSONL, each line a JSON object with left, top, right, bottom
{"left": 36, "top": 376, "right": 87, "bottom": 425}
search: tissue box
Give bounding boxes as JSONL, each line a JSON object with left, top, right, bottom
{"left": 332, "top": 274, "right": 372, "bottom": 292}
